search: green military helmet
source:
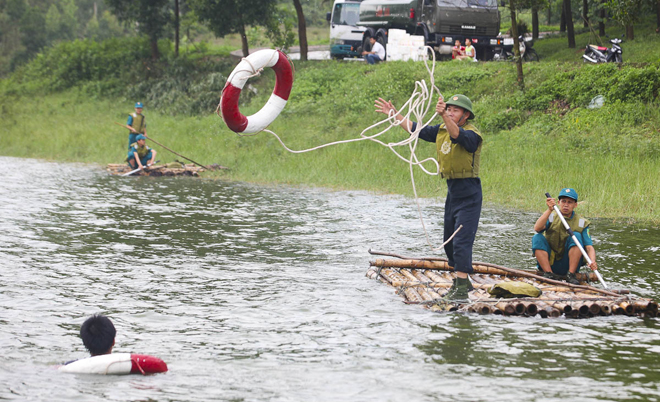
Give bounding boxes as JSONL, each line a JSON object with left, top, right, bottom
{"left": 445, "top": 94, "right": 475, "bottom": 120}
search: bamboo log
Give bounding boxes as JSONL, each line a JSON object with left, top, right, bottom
{"left": 632, "top": 299, "right": 657, "bottom": 312}
{"left": 514, "top": 302, "right": 526, "bottom": 315}
{"left": 574, "top": 303, "right": 590, "bottom": 316}
{"left": 599, "top": 303, "right": 612, "bottom": 315}
{"left": 368, "top": 250, "right": 599, "bottom": 281}
{"left": 366, "top": 268, "right": 379, "bottom": 280}
{"left": 370, "top": 258, "right": 621, "bottom": 297}
{"left": 470, "top": 303, "right": 495, "bottom": 315}
{"left": 399, "top": 269, "right": 420, "bottom": 283}
{"left": 535, "top": 301, "right": 561, "bottom": 318}
{"left": 520, "top": 301, "right": 538, "bottom": 316}
{"left": 423, "top": 270, "right": 446, "bottom": 283}
{"left": 411, "top": 269, "right": 432, "bottom": 283}
{"left": 619, "top": 301, "right": 634, "bottom": 315}
{"left": 416, "top": 286, "right": 436, "bottom": 302}
{"left": 495, "top": 302, "right": 516, "bottom": 315}
{"left": 588, "top": 302, "right": 601, "bottom": 315}
{"left": 402, "top": 287, "right": 424, "bottom": 303}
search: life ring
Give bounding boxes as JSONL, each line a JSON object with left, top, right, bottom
{"left": 58, "top": 353, "right": 168, "bottom": 375}
{"left": 221, "top": 49, "right": 293, "bottom": 134}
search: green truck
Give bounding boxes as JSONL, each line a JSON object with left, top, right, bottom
{"left": 358, "top": 0, "right": 503, "bottom": 60}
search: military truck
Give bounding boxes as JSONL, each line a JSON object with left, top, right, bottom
{"left": 357, "top": 0, "right": 502, "bottom": 61}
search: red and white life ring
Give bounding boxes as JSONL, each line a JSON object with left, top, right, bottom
{"left": 221, "top": 49, "right": 293, "bottom": 134}
{"left": 58, "top": 353, "right": 168, "bottom": 375}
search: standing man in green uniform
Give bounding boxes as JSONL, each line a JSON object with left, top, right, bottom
{"left": 127, "top": 102, "right": 147, "bottom": 149}
{"left": 374, "top": 94, "right": 483, "bottom": 300}
{"left": 532, "top": 188, "right": 598, "bottom": 284}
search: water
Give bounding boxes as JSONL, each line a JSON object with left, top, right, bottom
{"left": 1, "top": 156, "right": 659, "bottom": 401}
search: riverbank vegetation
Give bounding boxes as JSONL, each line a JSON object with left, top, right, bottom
{"left": 2, "top": 20, "right": 660, "bottom": 221}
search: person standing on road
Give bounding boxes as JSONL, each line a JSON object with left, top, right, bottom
{"left": 362, "top": 37, "right": 386, "bottom": 64}
{"left": 374, "top": 94, "right": 483, "bottom": 300}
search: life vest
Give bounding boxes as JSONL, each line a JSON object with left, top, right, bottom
{"left": 130, "top": 113, "right": 146, "bottom": 134}
{"left": 435, "top": 122, "right": 482, "bottom": 179}
{"left": 544, "top": 211, "right": 590, "bottom": 263}
{"left": 129, "top": 143, "right": 151, "bottom": 158}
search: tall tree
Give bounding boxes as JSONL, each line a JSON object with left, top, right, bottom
{"left": 599, "top": 0, "right": 606, "bottom": 35}
{"left": 292, "top": 0, "right": 307, "bottom": 61}
{"left": 191, "top": 0, "right": 277, "bottom": 57}
{"left": 106, "top": 0, "right": 171, "bottom": 59}
{"left": 606, "top": 0, "right": 643, "bottom": 40}
{"left": 582, "top": 0, "right": 589, "bottom": 26}
{"left": 563, "top": 0, "right": 575, "bottom": 47}
{"left": 174, "top": 0, "right": 179, "bottom": 57}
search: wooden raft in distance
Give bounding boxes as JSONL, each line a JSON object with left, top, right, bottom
{"left": 367, "top": 252, "right": 658, "bottom": 318}
{"left": 107, "top": 163, "right": 206, "bottom": 177}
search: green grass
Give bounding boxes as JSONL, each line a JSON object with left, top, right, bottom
{"left": 2, "top": 26, "right": 660, "bottom": 222}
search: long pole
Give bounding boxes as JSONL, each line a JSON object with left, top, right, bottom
{"left": 545, "top": 192, "right": 608, "bottom": 288}
{"left": 122, "top": 160, "right": 159, "bottom": 176}
{"left": 114, "top": 122, "right": 207, "bottom": 169}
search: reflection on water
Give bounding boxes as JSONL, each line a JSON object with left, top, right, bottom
{"left": 0, "top": 156, "right": 658, "bottom": 401}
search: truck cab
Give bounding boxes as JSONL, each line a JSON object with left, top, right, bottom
{"left": 327, "top": 0, "right": 367, "bottom": 59}
{"left": 358, "top": 0, "right": 502, "bottom": 60}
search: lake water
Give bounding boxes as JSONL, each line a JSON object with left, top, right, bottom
{"left": 1, "top": 156, "right": 659, "bottom": 401}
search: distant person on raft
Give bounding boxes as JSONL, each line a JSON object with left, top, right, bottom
{"left": 127, "top": 102, "right": 147, "bottom": 149}
{"left": 532, "top": 188, "right": 598, "bottom": 285}
{"left": 374, "top": 94, "right": 482, "bottom": 301}
{"left": 128, "top": 134, "right": 157, "bottom": 170}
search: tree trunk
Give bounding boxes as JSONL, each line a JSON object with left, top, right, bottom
{"left": 239, "top": 22, "right": 250, "bottom": 57}
{"left": 547, "top": 0, "right": 552, "bottom": 25}
{"left": 532, "top": 6, "right": 539, "bottom": 39}
{"left": 510, "top": 3, "right": 524, "bottom": 91}
{"left": 560, "top": 1, "right": 566, "bottom": 32}
{"left": 174, "top": 0, "right": 179, "bottom": 57}
{"left": 599, "top": 0, "right": 606, "bottom": 36}
{"left": 292, "top": 0, "right": 308, "bottom": 61}
{"left": 626, "top": 24, "right": 634, "bottom": 40}
{"left": 150, "top": 36, "right": 160, "bottom": 59}
{"left": 582, "top": 0, "right": 588, "bottom": 27}
{"left": 564, "top": 0, "right": 575, "bottom": 48}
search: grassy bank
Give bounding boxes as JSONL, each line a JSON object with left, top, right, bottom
{"left": 2, "top": 35, "right": 660, "bottom": 222}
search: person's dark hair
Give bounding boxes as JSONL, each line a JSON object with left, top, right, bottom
{"left": 80, "top": 314, "right": 116, "bottom": 356}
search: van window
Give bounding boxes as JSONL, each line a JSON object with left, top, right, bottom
{"left": 332, "top": 3, "right": 361, "bottom": 25}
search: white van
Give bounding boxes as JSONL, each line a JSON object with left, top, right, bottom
{"left": 326, "top": 0, "right": 366, "bottom": 59}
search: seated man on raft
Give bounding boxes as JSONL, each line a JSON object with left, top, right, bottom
{"left": 532, "top": 188, "right": 598, "bottom": 285}
{"left": 128, "top": 134, "right": 157, "bottom": 170}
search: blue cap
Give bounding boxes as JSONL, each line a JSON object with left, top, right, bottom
{"left": 558, "top": 188, "right": 578, "bottom": 201}
{"left": 136, "top": 134, "right": 146, "bottom": 141}
{"left": 135, "top": 102, "right": 143, "bottom": 108}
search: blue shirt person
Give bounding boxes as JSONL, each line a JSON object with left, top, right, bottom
{"left": 128, "top": 135, "right": 157, "bottom": 170}
{"left": 532, "top": 188, "right": 598, "bottom": 284}
{"left": 127, "top": 102, "right": 147, "bottom": 149}
{"left": 374, "top": 94, "right": 482, "bottom": 300}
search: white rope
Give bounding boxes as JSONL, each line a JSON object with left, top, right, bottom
{"left": 224, "top": 47, "right": 461, "bottom": 253}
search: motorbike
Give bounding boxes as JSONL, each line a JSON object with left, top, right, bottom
{"left": 582, "top": 38, "right": 622, "bottom": 63}
{"left": 493, "top": 35, "right": 539, "bottom": 62}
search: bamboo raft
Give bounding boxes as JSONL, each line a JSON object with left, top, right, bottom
{"left": 367, "top": 250, "right": 658, "bottom": 318}
{"left": 106, "top": 163, "right": 216, "bottom": 177}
